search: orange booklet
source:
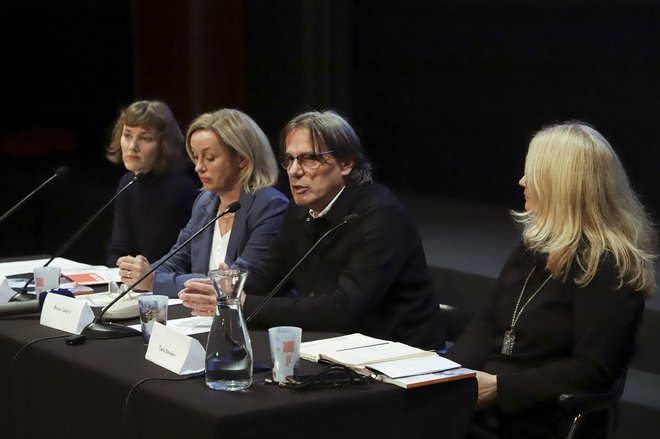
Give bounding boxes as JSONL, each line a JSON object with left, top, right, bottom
{"left": 63, "top": 272, "right": 110, "bottom": 285}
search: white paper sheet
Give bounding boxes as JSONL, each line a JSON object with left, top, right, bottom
{"left": 129, "top": 315, "right": 212, "bottom": 336}
{"left": 366, "top": 354, "right": 460, "bottom": 378}
{"left": 0, "top": 257, "right": 93, "bottom": 278}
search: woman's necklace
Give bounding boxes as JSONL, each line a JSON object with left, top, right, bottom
{"left": 501, "top": 266, "right": 552, "bottom": 355}
{"left": 217, "top": 205, "right": 235, "bottom": 235}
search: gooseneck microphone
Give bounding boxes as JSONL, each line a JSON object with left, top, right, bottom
{"left": 81, "top": 201, "right": 242, "bottom": 340}
{"left": 245, "top": 213, "right": 359, "bottom": 325}
{"left": 0, "top": 166, "right": 69, "bottom": 225}
{"left": 10, "top": 174, "right": 140, "bottom": 303}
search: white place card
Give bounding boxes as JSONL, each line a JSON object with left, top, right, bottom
{"left": 40, "top": 293, "right": 95, "bottom": 334}
{"left": 145, "top": 322, "right": 205, "bottom": 375}
{"left": 0, "top": 276, "right": 16, "bottom": 303}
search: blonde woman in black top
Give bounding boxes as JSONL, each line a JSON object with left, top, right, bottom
{"left": 447, "top": 121, "right": 656, "bottom": 438}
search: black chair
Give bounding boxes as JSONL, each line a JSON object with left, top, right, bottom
{"left": 438, "top": 303, "right": 472, "bottom": 344}
{"left": 558, "top": 369, "right": 628, "bottom": 439}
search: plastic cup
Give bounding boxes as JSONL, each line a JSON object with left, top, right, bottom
{"left": 138, "top": 295, "right": 168, "bottom": 344}
{"left": 268, "top": 326, "right": 302, "bottom": 383}
{"left": 33, "top": 266, "right": 60, "bottom": 299}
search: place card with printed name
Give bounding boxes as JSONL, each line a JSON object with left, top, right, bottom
{"left": 145, "top": 322, "right": 205, "bottom": 375}
{"left": 40, "top": 293, "right": 95, "bottom": 334}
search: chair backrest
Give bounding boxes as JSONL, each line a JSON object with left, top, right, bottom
{"left": 559, "top": 368, "right": 628, "bottom": 439}
{"left": 438, "top": 303, "right": 472, "bottom": 343}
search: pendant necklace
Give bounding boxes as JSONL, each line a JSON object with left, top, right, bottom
{"left": 501, "top": 266, "right": 552, "bottom": 355}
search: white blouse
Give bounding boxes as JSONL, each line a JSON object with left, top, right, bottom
{"left": 208, "top": 221, "right": 232, "bottom": 272}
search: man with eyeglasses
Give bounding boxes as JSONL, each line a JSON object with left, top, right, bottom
{"left": 179, "top": 110, "right": 445, "bottom": 350}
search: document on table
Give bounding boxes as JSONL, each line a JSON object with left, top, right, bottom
{"left": 374, "top": 367, "right": 476, "bottom": 389}
{"left": 365, "top": 354, "right": 461, "bottom": 379}
{"left": 0, "top": 257, "right": 92, "bottom": 278}
{"left": 300, "top": 333, "right": 434, "bottom": 367}
{"left": 300, "top": 333, "right": 474, "bottom": 389}
{"left": 129, "top": 316, "right": 213, "bottom": 336}
{"left": 61, "top": 267, "right": 120, "bottom": 285}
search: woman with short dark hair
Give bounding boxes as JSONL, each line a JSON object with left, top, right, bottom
{"left": 106, "top": 100, "right": 198, "bottom": 265}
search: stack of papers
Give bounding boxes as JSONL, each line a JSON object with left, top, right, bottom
{"left": 62, "top": 267, "right": 120, "bottom": 285}
{"left": 301, "top": 333, "right": 431, "bottom": 366}
{"left": 128, "top": 316, "right": 213, "bottom": 336}
{"left": 300, "top": 333, "right": 475, "bottom": 389}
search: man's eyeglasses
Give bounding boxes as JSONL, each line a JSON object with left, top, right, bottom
{"left": 279, "top": 151, "right": 335, "bottom": 170}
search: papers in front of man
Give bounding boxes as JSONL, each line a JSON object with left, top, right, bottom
{"left": 300, "top": 333, "right": 475, "bottom": 388}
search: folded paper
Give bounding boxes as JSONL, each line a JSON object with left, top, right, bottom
{"left": 40, "top": 293, "right": 95, "bottom": 334}
{"left": 145, "top": 322, "right": 205, "bottom": 375}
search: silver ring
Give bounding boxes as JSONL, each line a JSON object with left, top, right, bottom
{"left": 127, "top": 270, "right": 132, "bottom": 279}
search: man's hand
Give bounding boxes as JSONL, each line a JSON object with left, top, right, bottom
{"left": 179, "top": 278, "right": 216, "bottom": 316}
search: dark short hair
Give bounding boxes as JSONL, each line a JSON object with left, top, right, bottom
{"left": 279, "top": 110, "right": 372, "bottom": 184}
{"left": 106, "top": 100, "right": 187, "bottom": 174}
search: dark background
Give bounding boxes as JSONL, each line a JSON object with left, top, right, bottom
{"left": 1, "top": 0, "right": 658, "bottom": 265}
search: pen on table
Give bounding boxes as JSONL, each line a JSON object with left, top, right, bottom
{"left": 335, "top": 342, "right": 390, "bottom": 352}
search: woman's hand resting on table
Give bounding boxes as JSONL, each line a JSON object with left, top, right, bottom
{"left": 475, "top": 371, "right": 497, "bottom": 408}
{"left": 116, "top": 255, "right": 154, "bottom": 291}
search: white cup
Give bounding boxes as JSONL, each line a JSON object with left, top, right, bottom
{"left": 33, "top": 266, "right": 60, "bottom": 299}
{"left": 268, "top": 326, "right": 302, "bottom": 383}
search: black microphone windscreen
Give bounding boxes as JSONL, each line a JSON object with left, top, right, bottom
{"left": 226, "top": 201, "right": 241, "bottom": 213}
{"left": 55, "top": 166, "right": 70, "bottom": 178}
{"left": 39, "top": 288, "right": 75, "bottom": 310}
{"left": 0, "top": 289, "right": 76, "bottom": 317}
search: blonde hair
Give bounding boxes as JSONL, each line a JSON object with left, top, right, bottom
{"left": 514, "top": 121, "right": 656, "bottom": 296}
{"left": 185, "top": 109, "right": 278, "bottom": 193}
{"left": 106, "top": 100, "right": 187, "bottom": 173}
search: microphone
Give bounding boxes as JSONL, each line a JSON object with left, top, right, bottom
{"left": 10, "top": 174, "right": 140, "bottom": 303}
{"left": 245, "top": 213, "right": 359, "bottom": 325}
{"left": 0, "top": 166, "right": 69, "bottom": 225}
{"left": 0, "top": 300, "right": 39, "bottom": 317}
{"left": 81, "top": 201, "right": 242, "bottom": 340}
{"left": 0, "top": 289, "right": 75, "bottom": 318}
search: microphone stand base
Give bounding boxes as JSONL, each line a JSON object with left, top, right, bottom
{"left": 10, "top": 292, "right": 37, "bottom": 302}
{"left": 81, "top": 321, "right": 141, "bottom": 340}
